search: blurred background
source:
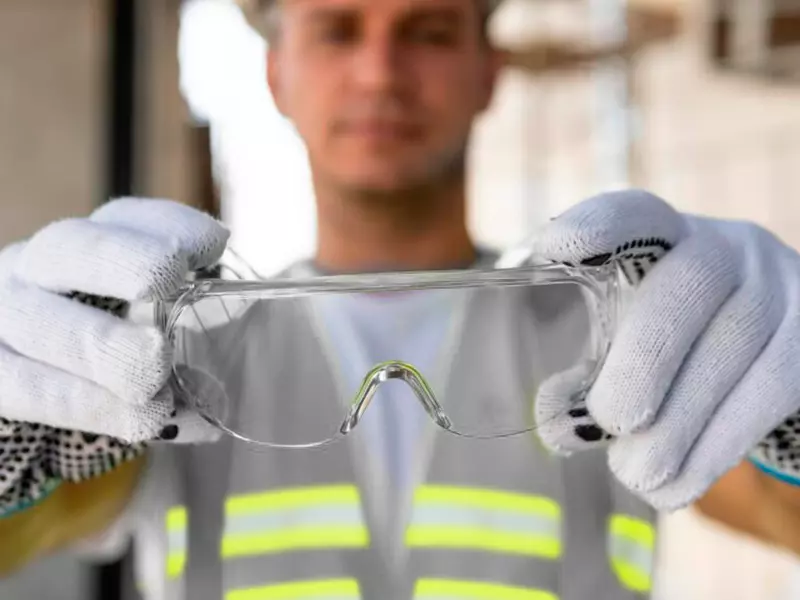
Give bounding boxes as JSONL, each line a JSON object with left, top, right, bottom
{"left": 2, "top": 0, "right": 800, "bottom": 598}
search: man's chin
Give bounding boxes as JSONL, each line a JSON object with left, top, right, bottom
{"left": 335, "top": 160, "right": 465, "bottom": 195}
{"left": 335, "top": 170, "right": 434, "bottom": 197}
{"left": 318, "top": 148, "right": 466, "bottom": 196}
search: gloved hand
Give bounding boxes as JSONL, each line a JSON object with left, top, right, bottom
{"left": 531, "top": 190, "right": 800, "bottom": 510}
{"left": 0, "top": 198, "right": 229, "bottom": 514}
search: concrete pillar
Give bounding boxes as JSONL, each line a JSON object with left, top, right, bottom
{"left": 136, "top": 0, "right": 196, "bottom": 205}
{"left": 0, "top": 0, "right": 108, "bottom": 245}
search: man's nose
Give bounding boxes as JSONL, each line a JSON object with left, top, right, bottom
{"left": 350, "top": 37, "right": 407, "bottom": 94}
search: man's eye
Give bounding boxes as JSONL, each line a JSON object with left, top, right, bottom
{"left": 409, "top": 28, "right": 457, "bottom": 45}
{"left": 316, "top": 23, "right": 357, "bottom": 44}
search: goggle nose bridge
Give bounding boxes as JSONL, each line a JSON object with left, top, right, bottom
{"left": 339, "top": 361, "right": 452, "bottom": 434}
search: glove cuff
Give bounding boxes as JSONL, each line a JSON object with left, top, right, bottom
{"left": 0, "top": 475, "right": 61, "bottom": 519}
{"left": 749, "top": 457, "right": 800, "bottom": 486}
{"left": 0, "top": 418, "right": 146, "bottom": 518}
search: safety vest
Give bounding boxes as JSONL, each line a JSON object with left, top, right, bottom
{"left": 134, "top": 261, "right": 657, "bottom": 600}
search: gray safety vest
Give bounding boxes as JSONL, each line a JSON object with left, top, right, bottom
{"left": 141, "top": 261, "right": 657, "bottom": 600}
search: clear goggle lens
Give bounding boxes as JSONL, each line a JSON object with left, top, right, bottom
{"left": 160, "top": 261, "right": 622, "bottom": 448}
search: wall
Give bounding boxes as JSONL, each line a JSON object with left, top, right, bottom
{"left": 138, "top": 0, "right": 197, "bottom": 205}
{"left": 0, "top": 0, "right": 195, "bottom": 249}
{"left": 0, "top": 0, "right": 107, "bottom": 245}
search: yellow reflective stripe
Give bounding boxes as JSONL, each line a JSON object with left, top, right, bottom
{"left": 610, "top": 560, "right": 651, "bottom": 594}
{"left": 406, "top": 527, "right": 560, "bottom": 558}
{"left": 407, "top": 485, "right": 561, "bottom": 559}
{"left": 226, "top": 485, "right": 361, "bottom": 514}
{"left": 609, "top": 514, "right": 655, "bottom": 593}
{"left": 223, "top": 526, "right": 369, "bottom": 557}
{"left": 167, "top": 552, "right": 186, "bottom": 579}
{"left": 227, "top": 578, "right": 360, "bottom": 600}
{"left": 167, "top": 505, "right": 187, "bottom": 531}
{"left": 609, "top": 515, "right": 655, "bottom": 549}
{"left": 414, "top": 486, "right": 560, "bottom": 518}
{"left": 167, "top": 528, "right": 368, "bottom": 578}
{"left": 414, "top": 579, "right": 558, "bottom": 600}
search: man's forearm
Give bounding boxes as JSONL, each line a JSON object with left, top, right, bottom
{"left": 695, "top": 460, "right": 800, "bottom": 555}
{"left": 0, "top": 455, "right": 146, "bottom": 576}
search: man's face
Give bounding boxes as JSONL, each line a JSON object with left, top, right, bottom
{"left": 267, "top": 0, "right": 502, "bottom": 193}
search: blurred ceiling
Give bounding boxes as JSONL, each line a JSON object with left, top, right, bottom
{"left": 496, "top": 0, "right": 684, "bottom": 75}
{"left": 495, "top": 0, "right": 800, "bottom": 82}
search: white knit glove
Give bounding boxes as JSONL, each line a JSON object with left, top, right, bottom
{"left": 531, "top": 190, "right": 800, "bottom": 510}
{"left": 0, "top": 198, "right": 228, "bottom": 514}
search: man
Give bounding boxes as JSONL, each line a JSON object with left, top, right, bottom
{"left": 1, "top": 0, "right": 800, "bottom": 598}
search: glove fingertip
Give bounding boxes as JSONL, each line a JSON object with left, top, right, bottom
{"left": 91, "top": 197, "right": 230, "bottom": 272}
{"left": 113, "top": 388, "right": 176, "bottom": 444}
{"left": 531, "top": 189, "right": 690, "bottom": 266}
{"left": 155, "top": 408, "right": 222, "bottom": 444}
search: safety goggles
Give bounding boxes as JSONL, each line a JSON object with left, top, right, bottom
{"left": 155, "top": 256, "right": 623, "bottom": 448}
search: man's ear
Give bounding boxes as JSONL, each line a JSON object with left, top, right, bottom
{"left": 477, "top": 47, "right": 506, "bottom": 113}
{"left": 266, "top": 49, "right": 288, "bottom": 117}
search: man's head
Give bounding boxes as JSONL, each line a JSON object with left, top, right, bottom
{"left": 251, "top": 0, "right": 504, "bottom": 197}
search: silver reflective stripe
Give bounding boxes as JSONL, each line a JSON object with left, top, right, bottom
{"left": 609, "top": 535, "right": 652, "bottom": 578}
{"left": 411, "top": 505, "right": 560, "bottom": 539}
{"left": 224, "top": 505, "right": 365, "bottom": 537}
{"left": 169, "top": 530, "right": 186, "bottom": 552}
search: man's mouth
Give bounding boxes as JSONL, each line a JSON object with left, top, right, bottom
{"left": 341, "top": 120, "right": 423, "bottom": 142}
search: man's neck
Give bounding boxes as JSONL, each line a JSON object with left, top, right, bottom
{"left": 312, "top": 178, "right": 476, "bottom": 273}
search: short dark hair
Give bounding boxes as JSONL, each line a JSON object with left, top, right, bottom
{"left": 239, "top": 0, "right": 498, "bottom": 44}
